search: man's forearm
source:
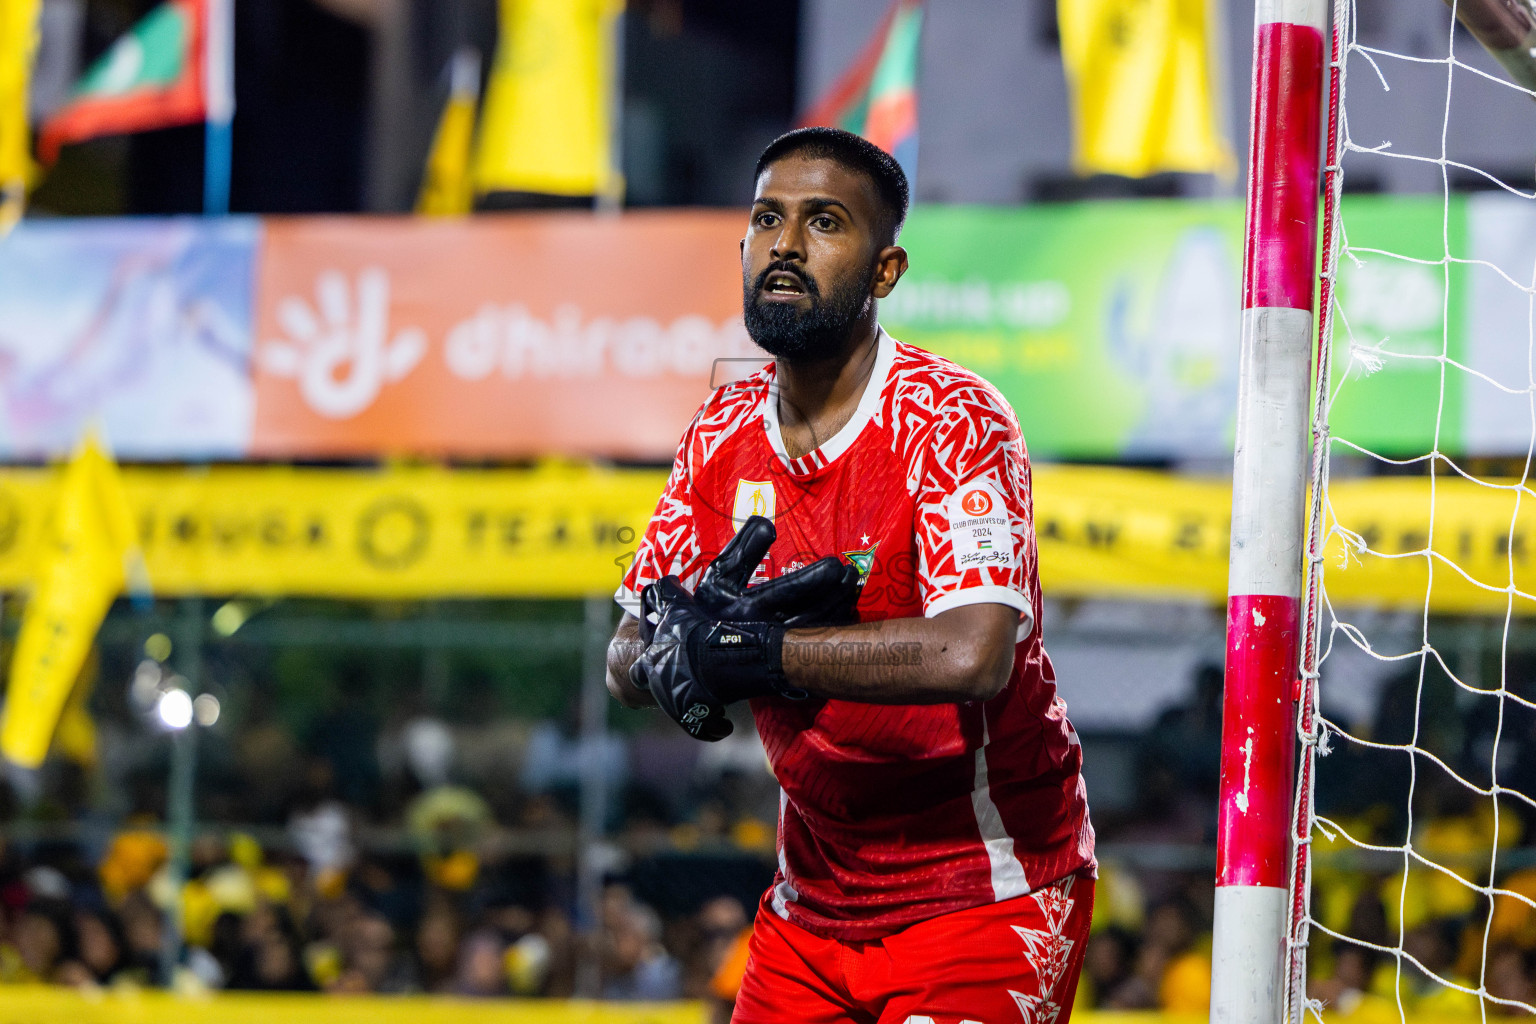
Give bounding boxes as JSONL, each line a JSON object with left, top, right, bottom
{"left": 606, "top": 614, "right": 656, "bottom": 708}
{"left": 782, "top": 603, "right": 1018, "bottom": 705}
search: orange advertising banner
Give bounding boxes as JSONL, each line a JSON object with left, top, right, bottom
{"left": 251, "top": 211, "right": 761, "bottom": 459}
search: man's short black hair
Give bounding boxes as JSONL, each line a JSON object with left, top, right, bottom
{"left": 753, "top": 127, "right": 911, "bottom": 245}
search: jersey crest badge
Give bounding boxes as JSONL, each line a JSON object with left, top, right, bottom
{"left": 732, "top": 480, "right": 776, "bottom": 530}
{"left": 842, "top": 542, "right": 879, "bottom": 579}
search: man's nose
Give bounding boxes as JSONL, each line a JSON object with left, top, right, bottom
{"left": 770, "top": 220, "right": 806, "bottom": 263}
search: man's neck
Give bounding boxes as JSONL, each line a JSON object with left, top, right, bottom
{"left": 773, "top": 319, "right": 881, "bottom": 458}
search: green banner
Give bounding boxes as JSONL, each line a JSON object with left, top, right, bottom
{"left": 1328, "top": 196, "right": 1467, "bottom": 456}
{"left": 887, "top": 197, "right": 1464, "bottom": 460}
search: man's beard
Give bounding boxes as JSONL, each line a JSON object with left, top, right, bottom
{"left": 743, "top": 261, "right": 873, "bottom": 361}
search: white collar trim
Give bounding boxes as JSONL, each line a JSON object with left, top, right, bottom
{"left": 761, "top": 327, "right": 896, "bottom": 476}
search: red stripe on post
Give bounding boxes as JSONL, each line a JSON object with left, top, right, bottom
{"left": 1218, "top": 593, "right": 1301, "bottom": 888}
{"left": 1242, "top": 23, "right": 1326, "bottom": 312}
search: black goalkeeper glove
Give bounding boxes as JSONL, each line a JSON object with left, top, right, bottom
{"left": 636, "top": 516, "right": 860, "bottom": 646}
{"left": 630, "top": 516, "right": 861, "bottom": 741}
{"left": 630, "top": 577, "right": 795, "bottom": 741}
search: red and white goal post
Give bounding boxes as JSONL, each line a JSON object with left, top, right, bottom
{"left": 1213, "top": 0, "right": 1536, "bottom": 1022}
{"left": 1212, "top": 0, "right": 1333, "bottom": 1020}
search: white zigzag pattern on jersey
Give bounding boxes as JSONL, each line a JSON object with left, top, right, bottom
{"left": 690, "top": 372, "right": 768, "bottom": 466}
{"left": 883, "top": 343, "right": 1035, "bottom": 602}
{"left": 1007, "top": 875, "right": 1078, "bottom": 1024}
{"left": 625, "top": 370, "right": 769, "bottom": 594}
{"left": 629, "top": 341, "right": 1036, "bottom": 613}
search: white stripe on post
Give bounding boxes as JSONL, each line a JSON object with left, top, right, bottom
{"left": 1227, "top": 307, "right": 1313, "bottom": 599}
{"left": 1256, "top": 0, "right": 1327, "bottom": 29}
{"left": 1212, "top": 886, "right": 1289, "bottom": 1020}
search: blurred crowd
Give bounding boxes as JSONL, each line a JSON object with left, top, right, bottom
{"left": 8, "top": 652, "right": 1536, "bottom": 1016}
{"left": 0, "top": 825, "right": 755, "bottom": 1013}
{"left": 1079, "top": 656, "right": 1536, "bottom": 1019}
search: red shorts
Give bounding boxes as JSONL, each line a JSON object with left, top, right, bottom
{"left": 733, "top": 874, "right": 1095, "bottom": 1024}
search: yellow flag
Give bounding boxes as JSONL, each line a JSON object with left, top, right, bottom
{"left": 417, "top": 49, "right": 481, "bottom": 217}
{"left": 1, "top": 433, "right": 140, "bottom": 769}
{"left": 472, "top": 0, "right": 623, "bottom": 199}
{"left": 52, "top": 647, "right": 99, "bottom": 769}
{"left": 1059, "top": 0, "right": 1234, "bottom": 179}
{"left": 0, "top": 0, "right": 41, "bottom": 231}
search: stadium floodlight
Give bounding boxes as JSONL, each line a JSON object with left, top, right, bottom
{"left": 156, "top": 687, "right": 194, "bottom": 731}
{"left": 192, "top": 693, "right": 221, "bottom": 727}
{"left": 130, "top": 659, "right": 162, "bottom": 711}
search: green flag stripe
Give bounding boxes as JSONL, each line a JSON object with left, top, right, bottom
{"left": 868, "top": 6, "right": 922, "bottom": 99}
{"left": 75, "top": 3, "right": 190, "bottom": 99}
{"left": 839, "top": 95, "right": 872, "bottom": 135}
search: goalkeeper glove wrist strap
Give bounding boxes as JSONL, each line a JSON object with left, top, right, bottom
{"left": 687, "top": 620, "right": 805, "bottom": 703}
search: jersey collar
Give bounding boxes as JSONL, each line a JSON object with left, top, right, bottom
{"left": 761, "top": 326, "right": 897, "bottom": 478}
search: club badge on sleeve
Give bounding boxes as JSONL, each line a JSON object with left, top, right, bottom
{"left": 946, "top": 481, "right": 1015, "bottom": 569}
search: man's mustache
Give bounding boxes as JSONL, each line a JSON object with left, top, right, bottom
{"left": 752, "top": 261, "right": 821, "bottom": 298}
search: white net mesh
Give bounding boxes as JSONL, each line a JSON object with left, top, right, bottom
{"left": 1292, "top": 1, "right": 1536, "bottom": 1021}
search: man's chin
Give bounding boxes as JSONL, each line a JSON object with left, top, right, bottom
{"left": 748, "top": 335, "right": 819, "bottom": 360}
{"left": 745, "top": 304, "right": 812, "bottom": 359}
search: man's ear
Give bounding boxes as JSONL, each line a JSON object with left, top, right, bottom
{"left": 871, "top": 245, "right": 909, "bottom": 299}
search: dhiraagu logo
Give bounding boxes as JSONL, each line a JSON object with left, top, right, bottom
{"left": 259, "top": 268, "right": 427, "bottom": 419}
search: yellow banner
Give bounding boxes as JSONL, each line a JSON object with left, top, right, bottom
{"left": 473, "top": 0, "right": 622, "bottom": 199}
{"left": 1, "top": 436, "right": 137, "bottom": 767}
{"left": 1034, "top": 465, "right": 1231, "bottom": 601}
{"left": 1058, "top": 0, "right": 1233, "bottom": 178}
{"left": 0, "top": 990, "right": 1491, "bottom": 1024}
{"left": 0, "top": 0, "right": 41, "bottom": 229}
{"left": 0, "top": 990, "right": 707, "bottom": 1024}
{"left": 0, "top": 463, "right": 1526, "bottom": 614}
{"left": 1033, "top": 466, "right": 1536, "bottom": 615}
{"left": 0, "top": 462, "right": 660, "bottom": 600}
{"left": 0, "top": 989, "right": 1261, "bottom": 1024}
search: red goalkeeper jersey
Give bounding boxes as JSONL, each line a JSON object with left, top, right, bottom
{"left": 618, "top": 329, "right": 1096, "bottom": 941}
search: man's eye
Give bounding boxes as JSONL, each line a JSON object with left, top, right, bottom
{"left": 812, "top": 216, "right": 837, "bottom": 230}
{"left": 756, "top": 212, "right": 778, "bottom": 227}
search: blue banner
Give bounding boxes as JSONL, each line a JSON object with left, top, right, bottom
{"left": 0, "top": 217, "right": 259, "bottom": 459}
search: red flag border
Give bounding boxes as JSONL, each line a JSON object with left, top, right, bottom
{"left": 37, "top": 0, "right": 207, "bottom": 165}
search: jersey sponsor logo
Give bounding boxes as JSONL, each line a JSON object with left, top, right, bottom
{"left": 946, "top": 481, "right": 1013, "bottom": 570}
{"left": 732, "top": 479, "right": 776, "bottom": 530}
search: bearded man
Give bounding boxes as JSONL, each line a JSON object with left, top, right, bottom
{"left": 607, "top": 127, "right": 1096, "bottom": 1024}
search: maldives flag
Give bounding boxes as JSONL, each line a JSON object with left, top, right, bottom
{"left": 800, "top": 0, "right": 923, "bottom": 185}
{"left": 38, "top": 0, "right": 208, "bottom": 164}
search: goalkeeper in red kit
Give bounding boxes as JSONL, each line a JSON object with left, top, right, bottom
{"left": 607, "top": 128, "right": 1096, "bottom": 1024}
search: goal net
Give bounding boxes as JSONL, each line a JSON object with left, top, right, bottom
{"left": 1290, "top": 0, "right": 1536, "bottom": 1021}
